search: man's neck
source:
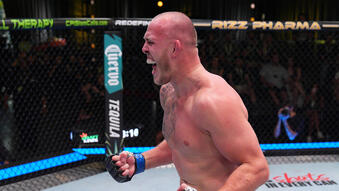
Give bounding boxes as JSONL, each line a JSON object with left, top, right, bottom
{"left": 170, "top": 64, "right": 206, "bottom": 98}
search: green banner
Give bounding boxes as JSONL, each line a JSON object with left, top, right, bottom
{"left": 104, "top": 32, "right": 123, "bottom": 156}
{"left": 1, "top": 18, "right": 339, "bottom": 31}
{"left": 104, "top": 34, "right": 123, "bottom": 94}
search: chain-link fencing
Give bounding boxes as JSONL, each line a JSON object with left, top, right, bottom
{"left": 0, "top": 19, "right": 338, "bottom": 185}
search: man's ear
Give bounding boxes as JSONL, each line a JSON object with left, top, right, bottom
{"left": 172, "top": 40, "right": 182, "bottom": 57}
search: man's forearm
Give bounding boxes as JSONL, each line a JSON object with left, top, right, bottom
{"left": 218, "top": 161, "right": 269, "bottom": 191}
{"left": 142, "top": 140, "right": 172, "bottom": 169}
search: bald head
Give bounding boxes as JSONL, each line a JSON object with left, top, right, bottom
{"left": 150, "top": 12, "right": 197, "bottom": 47}
{"left": 142, "top": 12, "right": 202, "bottom": 85}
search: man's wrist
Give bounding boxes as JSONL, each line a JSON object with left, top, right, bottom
{"left": 134, "top": 153, "right": 145, "bottom": 174}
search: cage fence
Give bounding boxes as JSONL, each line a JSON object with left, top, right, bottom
{"left": 0, "top": 19, "right": 338, "bottom": 185}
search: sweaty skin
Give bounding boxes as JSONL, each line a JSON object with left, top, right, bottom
{"left": 113, "top": 12, "right": 269, "bottom": 191}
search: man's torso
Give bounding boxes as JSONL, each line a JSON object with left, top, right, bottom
{"left": 161, "top": 75, "right": 239, "bottom": 191}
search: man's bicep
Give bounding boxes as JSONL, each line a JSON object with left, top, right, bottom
{"left": 196, "top": 97, "right": 263, "bottom": 164}
{"left": 211, "top": 117, "right": 263, "bottom": 164}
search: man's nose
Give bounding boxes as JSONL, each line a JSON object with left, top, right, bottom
{"left": 142, "top": 43, "right": 148, "bottom": 54}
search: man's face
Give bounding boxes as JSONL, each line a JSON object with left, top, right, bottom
{"left": 142, "top": 23, "right": 172, "bottom": 85}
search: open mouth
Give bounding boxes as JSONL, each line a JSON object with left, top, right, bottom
{"left": 146, "top": 58, "right": 156, "bottom": 64}
{"left": 146, "top": 58, "right": 157, "bottom": 75}
{"left": 152, "top": 64, "right": 157, "bottom": 75}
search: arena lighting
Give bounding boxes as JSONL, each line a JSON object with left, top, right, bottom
{"left": 1, "top": 142, "right": 338, "bottom": 181}
{"left": 124, "top": 142, "right": 339, "bottom": 153}
{"left": 72, "top": 148, "right": 105, "bottom": 155}
{"left": 260, "top": 142, "right": 339, "bottom": 150}
{"left": 250, "top": 3, "right": 255, "bottom": 9}
{"left": 124, "top": 147, "right": 156, "bottom": 153}
{"left": 157, "top": 1, "right": 163, "bottom": 7}
{"left": 0, "top": 153, "right": 87, "bottom": 181}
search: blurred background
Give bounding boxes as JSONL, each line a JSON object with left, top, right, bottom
{"left": 0, "top": 0, "right": 338, "bottom": 188}
{"left": 3, "top": 0, "right": 339, "bottom": 20}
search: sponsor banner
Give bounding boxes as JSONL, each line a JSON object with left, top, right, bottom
{"left": 1, "top": 18, "right": 339, "bottom": 31}
{"left": 70, "top": 129, "right": 102, "bottom": 146}
{"left": 210, "top": 20, "right": 323, "bottom": 30}
{"left": 258, "top": 162, "right": 339, "bottom": 191}
{"left": 0, "top": 18, "right": 110, "bottom": 30}
{"left": 104, "top": 34, "right": 123, "bottom": 94}
{"left": 111, "top": 19, "right": 337, "bottom": 31}
{"left": 80, "top": 132, "right": 99, "bottom": 144}
{"left": 0, "top": 19, "right": 55, "bottom": 30}
{"left": 65, "top": 19, "right": 108, "bottom": 27}
{"left": 111, "top": 19, "right": 339, "bottom": 31}
{"left": 104, "top": 32, "right": 123, "bottom": 156}
{"left": 113, "top": 18, "right": 151, "bottom": 27}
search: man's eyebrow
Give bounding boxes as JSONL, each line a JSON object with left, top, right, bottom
{"left": 144, "top": 37, "right": 155, "bottom": 42}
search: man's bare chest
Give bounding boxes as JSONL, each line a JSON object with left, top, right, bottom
{"left": 162, "top": 97, "right": 212, "bottom": 151}
{"left": 162, "top": 98, "right": 179, "bottom": 141}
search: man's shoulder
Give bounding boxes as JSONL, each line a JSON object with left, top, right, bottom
{"left": 191, "top": 80, "right": 247, "bottom": 128}
{"left": 193, "top": 79, "right": 238, "bottom": 109}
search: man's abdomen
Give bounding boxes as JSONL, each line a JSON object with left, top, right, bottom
{"left": 172, "top": 150, "right": 237, "bottom": 191}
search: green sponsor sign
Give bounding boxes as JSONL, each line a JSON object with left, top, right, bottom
{"left": 65, "top": 19, "right": 108, "bottom": 27}
{"left": 104, "top": 32, "right": 123, "bottom": 156}
{"left": 0, "top": 19, "right": 8, "bottom": 30}
{"left": 10, "top": 19, "right": 53, "bottom": 29}
{"left": 81, "top": 134, "right": 99, "bottom": 143}
{"left": 104, "top": 34, "right": 123, "bottom": 94}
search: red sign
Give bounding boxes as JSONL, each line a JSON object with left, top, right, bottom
{"left": 273, "top": 173, "right": 329, "bottom": 183}
{"left": 265, "top": 173, "right": 338, "bottom": 189}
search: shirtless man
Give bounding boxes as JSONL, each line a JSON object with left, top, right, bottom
{"left": 106, "top": 12, "right": 269, "bottom": 191}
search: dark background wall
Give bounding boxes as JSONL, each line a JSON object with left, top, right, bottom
{"left": 3, "top": 0, "right": 339, "bottom": 20}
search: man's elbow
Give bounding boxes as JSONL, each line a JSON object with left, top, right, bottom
{"left": 256, "top": 159, "right": 270, "bottom": 184}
